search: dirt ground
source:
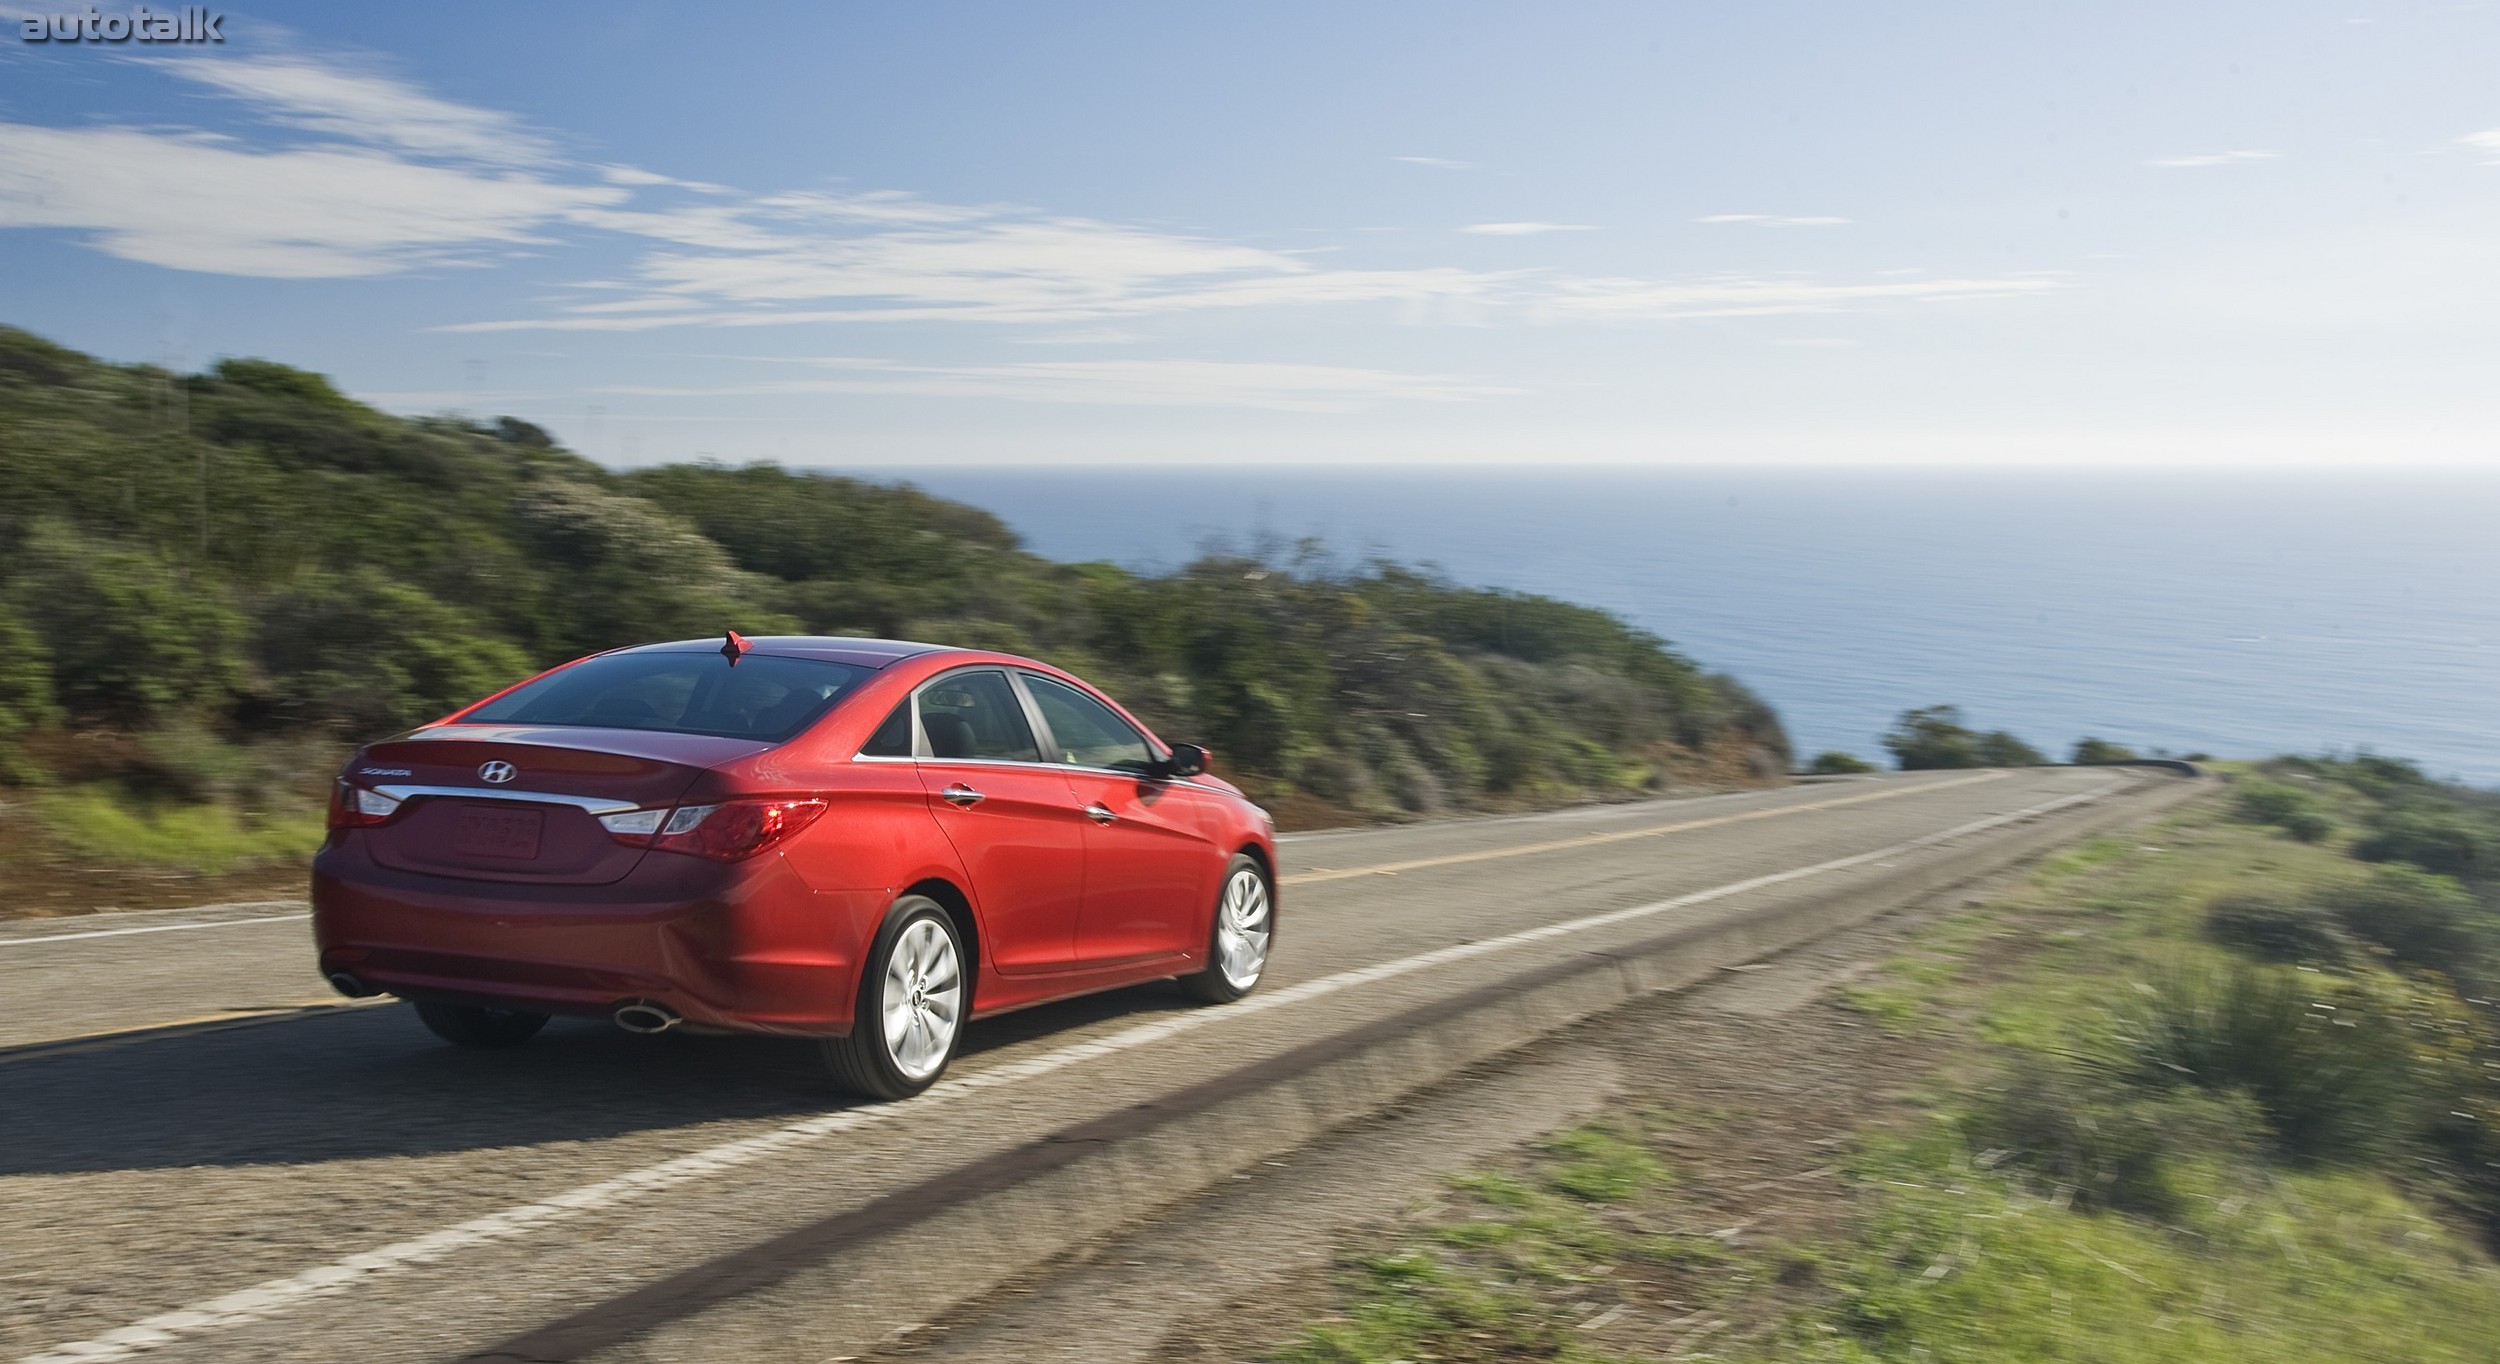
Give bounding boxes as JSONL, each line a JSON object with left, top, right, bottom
{"left": 1134, "top": 876, "right": 2028, "bottom": 1363}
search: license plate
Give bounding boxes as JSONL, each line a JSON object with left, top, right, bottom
{"left": 452, "top": 806, "right": 544, "bottom": 860}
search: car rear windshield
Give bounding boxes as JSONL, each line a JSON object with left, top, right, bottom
{"left": 462, "top": 651, "right": 869, "bottom": 743}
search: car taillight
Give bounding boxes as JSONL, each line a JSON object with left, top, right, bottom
{"left": 597, "top": 802, "right": 716, "bottom": 848}
{"left": 597, "top": 799, "right": 826, "bottom": 860}
{"left": 327, "top": 781, "right": 402, "bottom": 829}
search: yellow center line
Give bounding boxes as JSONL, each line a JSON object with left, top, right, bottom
{"left": 1279, "top": 770, "right": 2016, "bottom": 887}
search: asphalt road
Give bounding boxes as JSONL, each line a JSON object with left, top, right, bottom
{"left": 0, "top": 768, "right": 2175, "bottom": 1364}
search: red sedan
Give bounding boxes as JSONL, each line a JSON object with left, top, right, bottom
{"left": 311, "top": 636, "right": 1278, "bottom": 1099}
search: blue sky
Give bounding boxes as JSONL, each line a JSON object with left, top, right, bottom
{"left": 2, "top": 1, "right": 2497, "bottom": 467}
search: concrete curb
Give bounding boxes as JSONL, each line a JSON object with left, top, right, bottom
{"left": 473, "top": 772, "right": 2212, "bottom": 1364}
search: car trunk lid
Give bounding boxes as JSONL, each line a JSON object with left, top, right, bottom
{"left": 349, "top": 726, "right": 768, "bottom": 885}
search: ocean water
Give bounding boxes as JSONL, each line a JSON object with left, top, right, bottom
{"left": 858, "top": 468, "right": 2500, "bottom": 786}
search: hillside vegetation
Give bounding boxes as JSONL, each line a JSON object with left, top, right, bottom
{"left": 0, "top": 325, "right": 1788, "bottom": 906}
{"left": 1267, "top": 757, "right": 2500, "bottom": 1363}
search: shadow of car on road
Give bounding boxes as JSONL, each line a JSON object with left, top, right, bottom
{"left": 0, "top": 981, "right": 1200, "bottom": 1176}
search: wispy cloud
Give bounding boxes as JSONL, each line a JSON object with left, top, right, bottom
{"left": 1695, "top": 214, "right": 1851, "bottom": 227}
{"left": 0, "top": 54, "right": 2070, "bottom": 344}
{"left": 596, "top": 357, "right": 1515, "bottom": 411}
{"left": 597, "top": 164, "right": 731, "bottom": 193}
{"left": 1460, "top": 221, "right": 1598, "bottom": 236}
{"left": 154, "top": 56, "right": 560, "bottom": 166}
{"left": 1391, "top": 155, "right": 1473, "bottom": 170}
{"left": 0, "top": 55, "right": 629, "bottom": 276}
{"left": 1536, "top": 272, "right": 2064, "bottom": 322}
{"left": 2461, "top": 129, "right": 2500, "bottom": 162}
{"left": 2147, "top": 149, "right": 2281, "bottom": 168}
{"left": 0, "top": 124, "right": 622, "bottom": 276}
{"left": 449, "top": 202, "right": 1513, "bottom": 330}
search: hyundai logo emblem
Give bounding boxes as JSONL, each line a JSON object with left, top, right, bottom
{"left": 478, "top": 760, "right": 518, "bottom": 785}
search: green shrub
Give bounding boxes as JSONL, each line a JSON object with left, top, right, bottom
{"left": 2355, "top": 806, "right": 2498, "bottom": 879}
{"left": 2110, "top": 959, "right": 2416, "bottom": 1164}
{"left": 1882, "top": 706, "right": 2042, "bottom": 770}
{"left": 7, "top": 522, "right": 249, "bottom": 727}
{"left": 2232, "top": 777, "right": 2335, "bottom": 843}
{"left": 2204, "top": 892, "right": 2354, "bottom": 965}
{"left": 1975, "top": 730, "right": 2046, "bottom": 766}
{"left": 2071, "top": 736, "right": 2139, "bottom": 765}
{"left": 1806, "top": 750, "right": 1875, "bottom": 775}
{"left": 254, "top": 570, "right": 535, "bottom": 733}
{"left": 2324, "top": 866, "right": 2487, "bottom": 980}
{"left": 0, "top": 598, "right": 58, "bottom": 758}
{"left": 1970, "top": 1057, "right": 2262, "bottom": 1217}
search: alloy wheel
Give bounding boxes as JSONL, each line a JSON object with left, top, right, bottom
{"left": 881, "top": 917, "right": 962, "bottom": 1080}
{"left": 1215, "top": 867, "right": 1272, "bottom": 990}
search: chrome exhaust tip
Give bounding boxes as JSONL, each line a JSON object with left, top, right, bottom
{"left": 612, "top": 1001, "right": 680, "bottom": 1034}
{"left": 325, "top": 971, "right": 375, "bottom": 999}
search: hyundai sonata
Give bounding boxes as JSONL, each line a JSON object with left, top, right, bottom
{"left": 311, "top": 635, "right": 1277, "bottom": 1099}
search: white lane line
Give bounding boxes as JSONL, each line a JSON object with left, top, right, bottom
{"left": 0, "top": 914, "right": 310, "bottom": 949}
{"left": 20, "top": 780, "right": 2120, "bottom": 1364}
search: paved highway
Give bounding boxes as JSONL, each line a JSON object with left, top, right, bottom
{"left": 0, "top": 767, "right": 2190, "bottom": 1364}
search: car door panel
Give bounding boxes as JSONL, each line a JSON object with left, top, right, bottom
{"left": 1063, "top": 772, "right": 1220, "bottom": 964}
{"left": 910, "top": 670, "right": 1086, "bottom": 976}
{"left": 1019, "top": 671, "right": 1221, "bottom": 966}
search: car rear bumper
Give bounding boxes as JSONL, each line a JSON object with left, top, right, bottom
{"left": 311, "top": 837, "right": 881, "bottom": 1036}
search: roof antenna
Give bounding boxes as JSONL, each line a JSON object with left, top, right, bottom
{"left": 721, "top": 630, "right": 751, "bottom": 665}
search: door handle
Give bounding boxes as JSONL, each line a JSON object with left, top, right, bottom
{"left": 941, "top": 784, "right": 984, "bottom": 808}
{"left": 1084, "top": 802, "right": 1117, "bottom": 825}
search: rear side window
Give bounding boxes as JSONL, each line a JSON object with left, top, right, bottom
{"left": 916, "top": 671, "right": 1040, "bottom": 762}
{"left": 860, "top": 700, "right": 914, "bottom": 757}
{"left": 465, "top": 652, "right": 866, "bottom": 743}
{"left": 1025, "top": 674, "right": 1155, "bottom": 774}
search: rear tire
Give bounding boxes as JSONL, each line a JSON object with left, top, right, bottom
{"left": 415, "top": 1001, "right": 550, "bottom": 1048}
{"left": 823, "top": 896, "right": 966, "bottom": 1100}
{"left": 1178, "top": 855, "right": 1273, "bottom": 1004}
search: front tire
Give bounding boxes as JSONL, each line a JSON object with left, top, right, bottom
{"left": 1179, "top": 856, "right": 1272, "bottom": 1004}
{"left": 415, "top": 1001, "right": 549, "bottom": 1048}
{"left": 823, "top": 896, "right": 967, "bottom": 1100}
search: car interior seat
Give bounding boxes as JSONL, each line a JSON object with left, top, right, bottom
{"left": 923, "top": 711, "right": 979, "bottom": 759}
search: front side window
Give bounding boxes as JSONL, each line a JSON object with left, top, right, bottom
{"left": 1025, "top": 674, "right": 1155, "bottom": 774}
{"left": 464, "top": 652, "right": 865, "bottom": 743}
{"left": 915, "top": 670, "right": 1040, "bottom": 762}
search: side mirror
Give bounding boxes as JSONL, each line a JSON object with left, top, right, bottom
{"left": 1161, "top": 743, "right": 1210, "bottom": 778}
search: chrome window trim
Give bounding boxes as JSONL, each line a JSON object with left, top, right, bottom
{"left": 850, "top": 664, "right": 1209, "bottom": 788}
{"left": 372, "top": 784, "right": 642, "bottom": 816}
{"left": 1014, "top": 669, "right": 1160, "bottom": 773}
{"left": 884, "top": 666, "right": 1047, "bottom": 765}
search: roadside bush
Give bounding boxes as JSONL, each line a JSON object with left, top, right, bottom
{"left": 0, "top": 599, "right": 58, "bottom": 759}
{"left": 2355, "top": 807, "right": 2498, "bottom": 880}
{"left": 2204, "top": 892, "right": 2354, "bottom": 966}
{"left": 254, "top": 570, "right": 536, "bottom": 733}
{"left": 2232, "top": 777, "right": 2335, "bottom": 843}
{"left": 7, "top": 522, "right": 249, "bottom": 726}
{"left": 2070, "top": 737, "right": 2139, "bottom": 765}
{"left": 2324, "top": 866, "right": 2487, "bottom": 981}
{"left": 2110, "top": 958, "right": 2416, "bottom": 1164}
{"left": 1805, "top": 750, "right": 1874, "bottom": 775}
{"left": 1970, "top": 1057, "right": 2262, "bottom": 1218}
{"left": 1882, "top": 706, "right": 2043, "bottom": 770}
{"left": 1975, "top": 731, "right": 2047, "bottom": 767}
